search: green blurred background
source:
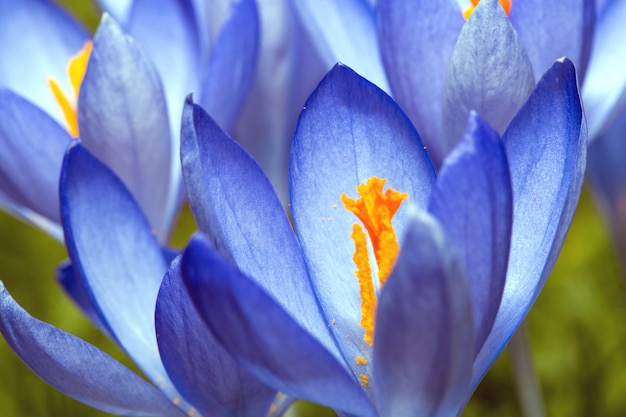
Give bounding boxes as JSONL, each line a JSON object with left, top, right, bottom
{"left": 1, "top": 1, "right": 625, "bottom": 416}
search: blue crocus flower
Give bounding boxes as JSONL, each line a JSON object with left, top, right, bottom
{"left": 0, "top": 0, "right": 258, "bottom": 241}
{"left": 0, "top": 141, "right": 277, "bottom": 416}
{"left": 175, "top": 60, "right": 585, "bottom": 416}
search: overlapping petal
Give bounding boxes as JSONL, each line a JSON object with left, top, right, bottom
{"left": 473, "top": 58, "right": 586, "bottom": 387}
{"left": 78, "top": 15, "right": 173, "bottom": 240}
{"left": 290, "top": 64, "right": 436, "bottom": 380}
{"left": 441, "top": 0, "right": 535, "bottom": 155}
{"left": 181, "top": 95, "right": 341, "bottom": 362}
{"left": 60, "top": 142, "right": 182, "bottom": 403}
{"left": 374, "top": 211, "right": 473, "bottom": 417}
{"left": 0, "top": 282, "right": 183, "bottom": 417}
{"left": 181, "top": 234, "right": 377, "bottom": 417}
{"left": 156, "top": 255, "right": 276, "bottom": 416}
{"left": 429, "top": 113, "right": 512, "bottom": 356}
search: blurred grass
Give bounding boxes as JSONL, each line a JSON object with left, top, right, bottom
{"left": 2, "top": 1, "right": 625, "bottom": 416}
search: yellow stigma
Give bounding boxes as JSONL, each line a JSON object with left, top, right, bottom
{"left": 341, "top": 177, "right": 408, "bottom": 346}
{"left": 47, "top": 40, "right": 93, "bottom": 138}
{"left": 462, "top": 0, "right": 512, "bottom": 20}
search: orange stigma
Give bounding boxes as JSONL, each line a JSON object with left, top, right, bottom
{"left": 47, "top": 40, "right": 93, "bottom": 138}
{"left": 341, "top": 177, "right": 407, "bottom": 346}
{"left": 463, "top": 0, "right": 512, "bottom": 20}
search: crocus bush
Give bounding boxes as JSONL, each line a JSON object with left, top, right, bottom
{"left": 175, "top": 59, "right": 585, "bottom": 416}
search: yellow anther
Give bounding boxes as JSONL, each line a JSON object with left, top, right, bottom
{"left": 463, "top": 0, "right": 512, "bottom": 20}
{"left": 342, "top": 177, "right": 408, "bottom": 346}
{"left": 356, "top": 357, "right": 368, "bottom": 365}
{"left": 47, "top": 40, "right": 92, "bottom": 138}
{"left": 359, "top": 373, "right": 369, "bottom": 388}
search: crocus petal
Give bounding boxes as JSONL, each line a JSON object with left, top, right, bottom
{"left": 181, "top": 234, "right": 378, "bottom": 417}
{"left": 581, "top": 0, "right": 626, "bottom": 140}
{"left": 199, "top": 0, "right": 259, "bottom": 132}
{"left": 441, "top": 0, "right": 535, "bottom": 156}
{"left": 292, "top": 0, "right": 389, "bottom": 91}
{"left": 0, "top": 282, "right": 184, "bottom": 417}
{"left": 155, "top": 255, "right": 276, "bottom": 417}
{"left": 429, "top": 113, "right": 512, "bottom": 357}
{"left": 60, "top": 142, "right": 183, "bottom": 403}
{"left": 0, "top": 88, "right": 70, "bottom": 235}
{"left": 96, "top": 0, "right": 134, "bottom": 24}
{"left": 377, "top": 0, "right": 464, "bottom": 165}
{"left": 509, "top": 0, "right": 594, "bottom": 84}
{"left": 374, "top": 211, "right": 473, "bottom": 417}
{"left": 473, "top": 58, "right": 586, "bottom": 387}
{"left": 290, "top": 64, "right": 436, "bottom": 380}
{"left": 180, "top": 96, "right": 342, "bottom": 363}
{"left": 0, "top": 0, "right": 89, "bottom": 125}
{"left": 78, "top": 15, "right": 173, "bottom": 241}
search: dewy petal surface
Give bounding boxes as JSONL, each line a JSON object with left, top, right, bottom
{"left": 374, "top": 211, "right": 473, "bottom": 417}
{"left": 60, "top": 143, "right": 183, "bottom": 403}
{"left": 473, "top": 59, "right": 586, "bottom": 387}
{"left": 181, "top": 234, "right": 377, "bottom": 417}
{"left": 441, "top": 0, "right": 535, "bottom": 156}
{"left": 377, "top": 0, "right": 464, "bottom": 166}
{"left": 429, "top": 113, "right": 512, "bottom": 357}
{"left": 156, "top": 255, "right": 276, "bottom": 417}
{"left": 290, "top": 64, "right": 435, "bottom": 382}
{"left": 200, "top": 0, "right": 259, "bottom": 132}
{"left": 0, "top": 0, "right": 89, "bottom": 125}
{"left": 0, "top": 282, "right": 184, "bottom": 417}
{"left": 78, "top": 15, "right": 173, "bottom": 240}
{"left": 0, "top": 89, "right": 71, "bottom": 237}
{"left": 181, "top": 96, "right": 342, "bottom": 363}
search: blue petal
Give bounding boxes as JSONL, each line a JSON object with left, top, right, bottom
{"left": 441, "top": 0, "right": 535, "bottom": 156}
{"left": 429, "top": 113, "right": 512, "bottom": 357}
{"left": 0, "top": 282, "right": 185, "bottom": 417}
{"left": 473, "top": 59, "right": 587, "bottom": 387}
{"left": 581, "top": 0, "right": 626, "bottom": 140}
{"left": 60, "top": 142, "right": 183, "bottom": 403}
{"left": 290, "top": 64, "right": 436, "bottom": 384}
{"left": 509, "top": 0, "right": 594, "bottom": 84}
{"left": 78, "top": 15, "right": 174, "bottom": 241}
{"left": 377, "top": 0, "right": 464, "bottom": 166}
{"left": 292, "top": 0, "right": 389, "bottom": 91}
{"left": 0, "top": 88, "right": 70, "bottom": 234}
{"left": 199, "top": 0, "right": 259, "bottom": 132}
{"left": 96, "top": 0, "right": 134, "bottom": 24}
{"left": 0, "top": 0, "right": 89, "bottom": 126}
{"left": 155, "top": 255, "right": 276, "bottom": 417}
{"left": 181, "top": 234, "right": 378, "bottom": 417}
{"left": 374, "top": 211, "right": 473, "bottom": 417}
{"left": 180, "top": 96, "right": 342, "bottom": 363}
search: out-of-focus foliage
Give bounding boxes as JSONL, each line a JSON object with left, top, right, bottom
{"left": 0, "top": 1, "right": 624, "bottom": 416}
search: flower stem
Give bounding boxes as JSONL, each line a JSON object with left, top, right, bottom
{"left": 508, "top": 323, "right": 546, "bottom": 417}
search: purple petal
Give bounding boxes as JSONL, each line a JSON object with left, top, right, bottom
{"left": 441, "top": 0, "right": 535, "bottom": 156}
{"left": 0, "top": 88, "right": 71, "bottom": 237}
{"left": 78, "top": 15, "right": 173, "bottom": 240}
{"left": 181, "top": 234, "right": 378, "bottom": 417}
{"left": 60, "top": 142, "right": 183, "bottom": 403}
{"left": 156, "top": 255, "right": 276, "bottom": 417}
{"left": 473, "top": 58, "right": 587, "bottom": 388}
{"left": 0, "top": 282, "right": 185, "bottom": 417}
{"left": 290, "top": 64, "right": 436, "bottom": 387}
{"left": 180, "top": 96, "right": 342, "bottom": 363}
{"left": 510, "top": 0, "right": 594, "bottom": 84}
{"left": 429, "top": 113, "right": 512, "bottom": 357}
{"left": 377, "top": 0, "right": 464, "bottom": 166}
{"left": 199, "top": 0, "right": 259, "bottom": 132}
{"left": 96, "top": 0, "right": 133, "bottom": 24}
{"left": 374, "top": 211, "right": 473, "bottom": 417}
{"left": 0, "top": 0, "right": 89, "bottom": 126}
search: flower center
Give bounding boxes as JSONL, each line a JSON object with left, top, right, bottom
{"left": 341, "top": 177, "right": 408, "bottom": 346}
{"left": 462, "top": 0, "right": 512, "bottom": 20}
{"left": 47, "top": 41, "right": 92, "bottom": 138}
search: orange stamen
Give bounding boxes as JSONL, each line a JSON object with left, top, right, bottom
{"left": 463, "top": 0, "right": 512, "bottom": 20}
{"left": 47, "top": 41, "right": 93, "bottom": 138}
{"left": 349, "top": 224, "right": 377, "bottom": 346}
